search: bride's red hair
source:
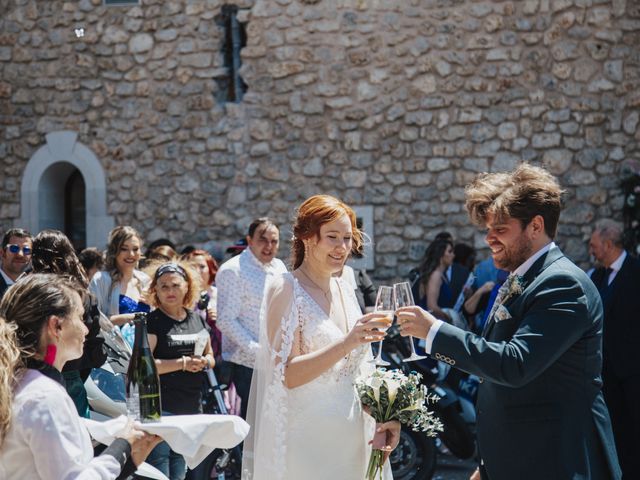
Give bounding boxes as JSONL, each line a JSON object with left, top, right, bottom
{"left": 291, "top": 195, "right": 363, "bottom": 270}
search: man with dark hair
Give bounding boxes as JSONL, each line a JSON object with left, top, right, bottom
{"left": 397, "top": 163, "right": 620, "bottom": 480}
{"left": 78, "top": 247, "right": 105, "bottom": 282}
{"left": 216, "top": 218, "right": 287, "bottom": 418}
{"left": 0, "top": 228, "right": 33, "bottom": 298}
{"left": 590, "top": 218, "right": 640, "bottom": 478}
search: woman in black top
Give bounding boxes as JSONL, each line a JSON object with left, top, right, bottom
{"left": 145, "top": 262, "right": 214, "bottom": 480}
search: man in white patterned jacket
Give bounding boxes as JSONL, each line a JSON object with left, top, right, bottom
{"left": 216, "top": 218, "right": 287, "bottom": 418}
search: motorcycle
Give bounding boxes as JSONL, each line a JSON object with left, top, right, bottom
{"left": 378, "top": 324, "right": 476, "bottom": 479}
{"left": 185, "top": 367, "right": 243, "bottom": 480}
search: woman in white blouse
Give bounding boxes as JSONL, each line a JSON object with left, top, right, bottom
{"left": 0, "top": 273, "right": 160, "bottom": 479}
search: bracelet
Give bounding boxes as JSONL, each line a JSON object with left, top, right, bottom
{"left": 340, "top": 340, "right": 349, "bottom": 359}
{"left": 181, "top": 356, "right": 187, "bottom": 371}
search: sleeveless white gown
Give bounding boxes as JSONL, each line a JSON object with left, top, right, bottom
{"left": 243, "top": 273, "right": 393, "bottom": 480}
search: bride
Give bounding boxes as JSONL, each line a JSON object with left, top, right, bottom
{"left": 242, "top": 195, "right": 399, "bottom": 479}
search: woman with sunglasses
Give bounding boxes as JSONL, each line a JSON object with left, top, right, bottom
{"left": 144, "top": 261, "right": 215, "bottom": 480}
{"left": 90, "top": 226, "right": 150, "bottom": 347}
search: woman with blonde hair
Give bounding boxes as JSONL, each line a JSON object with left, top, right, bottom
{"left": 144, "top": 261, "right": 215, "bottom": 480}
{"left": 0, "top": 274, "right": 160, "bottom": 479}
{"left": 90, "top": 226, "right": 150, "bottom": 347}
{"left": 243, "top": 194, "right": 399, "bottom": 480}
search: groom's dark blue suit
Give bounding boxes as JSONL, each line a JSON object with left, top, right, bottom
{"left": 431, "top": 247, "right": 620, "bottom": 479}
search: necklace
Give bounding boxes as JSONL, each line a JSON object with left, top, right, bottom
{"left": 298, "top": 266, "right": 331, "bottom": 299}
{"left": 159, "top": 306, "right": 187, "bottom": 322}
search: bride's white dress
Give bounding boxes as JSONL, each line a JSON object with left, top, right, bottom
{"left": 243, "top": 273, "right": 393, "bottom": 480}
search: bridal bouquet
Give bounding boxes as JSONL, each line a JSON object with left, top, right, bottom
{"left": 356, "top": 369, "right": 442, "bottom": 480}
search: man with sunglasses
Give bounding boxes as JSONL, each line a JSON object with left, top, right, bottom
{"left": 0, "top": 228, "right": 33, "bottom": 299}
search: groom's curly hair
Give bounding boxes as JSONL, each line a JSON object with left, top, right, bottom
{"left": 465, "top": 163, "right": 565, "bottom": 238}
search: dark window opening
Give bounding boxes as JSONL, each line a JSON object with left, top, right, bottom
{"left": 104, "top": 0, "right": 139, "bottom": 5}
{"left": 65, "top": 169, "right": 86, "bottom": 251}
{"left": 215, "top": 5, "right": 248, "bottom": 103}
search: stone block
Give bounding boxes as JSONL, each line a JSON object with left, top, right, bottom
{"left": 498, "top": 122, "right": 518, "bottom": 140}
{"left": 492, "top": 152, "right": 520, "bottom": 172}
{"left": 604, "top": 60, "right": 623, "bottom": 82}
{"left": 0, "top": 47, "right": 12, "bottom": 61}
{"left": 542, "top": 149, "right": 572, "bottom": 174}
{"left": 623, "top": 112, "right": 639, "bottom": 135}
{"left": 269, "top": 62, "right": 304, "bottom": 79}
{"left": 129, "top": 33, "right": 154, "bottom": 54}
{"left": 532, "top": 133, "right": 561, "bottom": 148}
{"left": 342, "top": 170, "right": 367, "bottom": 188}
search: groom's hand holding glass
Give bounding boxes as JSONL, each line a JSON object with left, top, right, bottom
{"left": 395, "top": 306, "right": 438, "bottom": 340}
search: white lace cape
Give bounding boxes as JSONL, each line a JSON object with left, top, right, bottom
{"left": 242, "top": 274, "right": 311, "bottom": 480}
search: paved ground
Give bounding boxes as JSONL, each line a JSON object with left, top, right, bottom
{"left": 432, "top": 453, "right": 477, "bottom": 480}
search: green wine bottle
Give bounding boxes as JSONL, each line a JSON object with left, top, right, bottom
{"left": 126, "top": 312, "right": 162, "bottom": 423}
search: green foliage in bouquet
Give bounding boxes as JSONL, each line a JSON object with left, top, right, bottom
{"left": 356, "top": 369, "right": 443, "bottom": 479}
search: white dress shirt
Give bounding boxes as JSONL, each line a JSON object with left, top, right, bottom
{"left": 216, "top": 248, "right": 288, "bottom": 368}
{"left": 0, "top": 369, "right": 122, "bottom": 480}
{"left": 424, "top": 242, "right": 556, "bottom": 353}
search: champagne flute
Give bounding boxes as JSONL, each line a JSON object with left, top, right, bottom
{"left": 368, "top": 286, "right": 394, "bottom": 367}
{"left": 394, "top": 281, "right": 427, "bottom": 362}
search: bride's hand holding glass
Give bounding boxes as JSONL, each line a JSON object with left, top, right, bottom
{"left": 342, "top": 312, "right": 392, "bottom": 352}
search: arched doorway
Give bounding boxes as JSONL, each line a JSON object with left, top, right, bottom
{"left": 19, "top": 131, "right": 114, "bottom": 248}
{"left": 65, "top": 170, "right": 86, "bottom": 250}
{"left": 38, "top": 162, "right": 87, "bottom": 249}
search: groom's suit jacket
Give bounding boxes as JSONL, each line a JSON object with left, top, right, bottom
{"left": 431, "top": 247, "right": 621, "bottom": 480}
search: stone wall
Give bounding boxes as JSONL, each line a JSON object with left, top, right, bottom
{"left": 0, "top": 0, "right": 639, "bottom": 278}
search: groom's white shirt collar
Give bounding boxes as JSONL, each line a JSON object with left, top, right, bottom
{"left": 423, "top": 241, "right": 556, "bottom": 353}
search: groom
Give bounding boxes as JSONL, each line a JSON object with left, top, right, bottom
{"left": 397, "top": 163, "right": 620, "bottom": 480}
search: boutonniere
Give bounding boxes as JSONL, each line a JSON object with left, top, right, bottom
{"left": 502, "top": 274, "right": 525, "bottom": 303}
{"left": 494, "top": 304, "right": 512, "bottom": 322}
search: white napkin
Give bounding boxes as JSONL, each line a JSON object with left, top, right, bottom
{"left": 83, "top": 414, "right": 250, "bottom": 469}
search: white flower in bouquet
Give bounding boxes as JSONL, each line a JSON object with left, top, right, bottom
{"left": 356, "top": 369, "right": 443, "bottom": 480}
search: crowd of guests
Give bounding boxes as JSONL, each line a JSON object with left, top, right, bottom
{"left": 0, "top": 204, "right": 637, "bottom": 478}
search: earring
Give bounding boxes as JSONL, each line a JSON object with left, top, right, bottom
{"left": 44, "top": 344, "right": 57, "bottom": 366}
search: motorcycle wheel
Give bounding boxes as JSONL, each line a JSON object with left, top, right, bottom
{"left": 185, "top": 448, "right": 242, "bottom": 480}
{"left": 390, "top": 427, "right": 437, "bottom": 480}
{"left": 437, "top": 403, "right": 476, "bottom": 460}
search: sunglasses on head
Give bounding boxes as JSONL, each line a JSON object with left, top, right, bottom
{"left": 6, "top": 244, "right": 31, "bottom": 255}
{"left": 155, "top": 263, "right": 187, "bottom": 280}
